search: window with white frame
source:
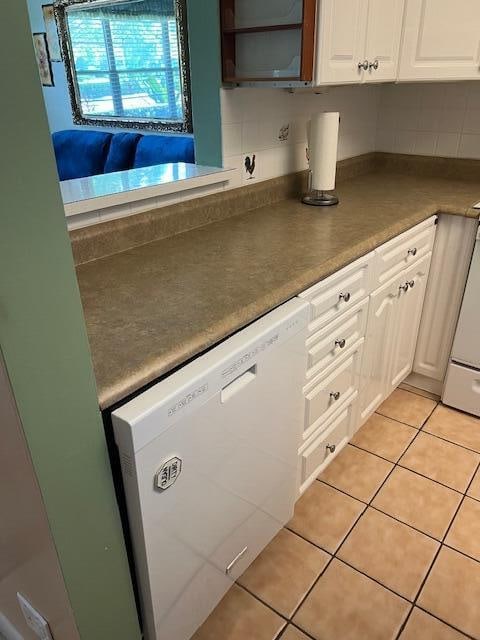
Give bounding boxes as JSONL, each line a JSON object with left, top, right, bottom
{"left": 57, "top": 0, "right": 191, "bottom": 132}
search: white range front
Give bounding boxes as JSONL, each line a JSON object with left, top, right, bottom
{"left": 443, "top": 223, "right": 480, "bottom": 416}
{"left": 112, "top": 298, "right": 309, "bottom": 640}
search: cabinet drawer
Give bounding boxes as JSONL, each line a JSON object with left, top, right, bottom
{"left": 299, "top": 393, "right": 357, "bottom": 495}
{"left": 299, "top": 253, "right": 373, "bottom": 333}
{"left": 375, "top": 217, "right": 436, "bottom": 289}
{"left": 306, "top": 297, "right": 369, "bottom": 380}
{"left": 443, "top": 362, "right": 480, "bottom": 418}
{"left": 303, "top": 339, "right": 364, "bottom": 439}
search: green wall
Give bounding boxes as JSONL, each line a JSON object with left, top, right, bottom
{"left": 187, "top": 0, "right": 223, "bottom": 167}
{"left": 0, "top": 3, "right": 141, "bottom": 639}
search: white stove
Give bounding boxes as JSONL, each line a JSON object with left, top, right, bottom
{"left": 443, "top": 222, "right": 480, "bottom": 416}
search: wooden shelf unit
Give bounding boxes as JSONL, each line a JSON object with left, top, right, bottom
{"left": 220, "top": 0, "right": 316, "bottom": 84}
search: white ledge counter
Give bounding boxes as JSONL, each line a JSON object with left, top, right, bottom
{"left": 62, "top": 163, "right": 237, "bottom": 226}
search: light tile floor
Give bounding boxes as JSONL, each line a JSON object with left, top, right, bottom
{"left": 193, "top": 389, "right": 480, "bottom": 640}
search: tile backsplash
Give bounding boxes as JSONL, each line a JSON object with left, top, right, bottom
{"left": 376, "top": 82, "right": 480, "bottom": 159}
{"left": 222, "top": 82, "right": 480, "bottom": 187}
{"left": 221, "top": 85, "right": 381, "bottom": 188}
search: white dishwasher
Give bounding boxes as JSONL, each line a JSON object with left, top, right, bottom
{"left": 112, "top": 298, "right": 309, "bottom": 640}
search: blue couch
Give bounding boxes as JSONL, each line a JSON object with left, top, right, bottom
{"left": 52, "top": 129, "right": 195, "bottom": 181}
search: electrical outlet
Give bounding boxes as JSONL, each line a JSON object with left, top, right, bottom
{"left": 17, "top": 594, "right": 53, "bottom": 640}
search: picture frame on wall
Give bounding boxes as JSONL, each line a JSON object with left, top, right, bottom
{"left": 33, "top": 33, "right": 54, "bottom": 87}
{"left": 42, "top": 4, "right": 62, "bottom": 62}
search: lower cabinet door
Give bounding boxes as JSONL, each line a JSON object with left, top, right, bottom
{"left": 298, "top": 392, "right": 358, "bottom": 496}
{"left": 358, "top": 274, "right": 401, "bottom": 426}
{"left": 389, "top": 253, "right": 432, "bottom": 391}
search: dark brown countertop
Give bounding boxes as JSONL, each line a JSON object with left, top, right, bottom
{"left": 75, "top": 169, "right": 479, "bottom": 409}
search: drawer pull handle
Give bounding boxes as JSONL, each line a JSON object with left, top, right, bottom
{"left": 399, "top": 283, "right": 409, "bottom": 293}
{"left": 408, "top": 280, "right": 415, "bottom": 288}
{"left": 339, "top": 292, "right": 351, "bottom": 303}
{"left": 408, "top": 247, "right": 417, "bottom": 257}
{"left": 326, "top": 444, "right": 336, "bottom": 454}
{"left": 330, "top": 391, "right": 341, "bottom": 401}
{"left": 226, "top": 546, "right": 248, "bottom": 575}
{"left": 335, "top": 339, "right": 346, "bottom": 349}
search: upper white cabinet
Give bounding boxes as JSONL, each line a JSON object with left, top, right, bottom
{"left": 364, "top": 0, "right": 406, "bottom": 82}
{"left": 314, "top": 0, "right": 368, "bottom": 84}
{"left": 310, "top": 0, "right": 405, "bottom": 84}
{"left": 398, "top": 0, "right": 480, "bottom": 81}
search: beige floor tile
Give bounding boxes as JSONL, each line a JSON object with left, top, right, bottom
{"left": 377, "top": 389, "right": 437, "bottom": 427}
{"left": 351, "top": 413, "right": 417, "bottom": 462}
{"left": 372, "top": 467, "right": 462, "bottom": 539}
{"left": 467, "top": 467, "right": 480, "bottom": 501}
{"left": 424, "top": 405, "right": 480, "bottom": 453}
{"left": 280, "top": 626, "right": 311, "bottom": 640}
{"left": 398, "top": 382, "right": 441, "bottom": 402}
{"left": 288, "top": 482, "right": 364, "bottom": 554}
{"left": 399, "top": 432, "right": 480, "bottom": 492}
{"left": 319, "top": 445, "right": 393, "bottom": 502}
{"left": 418, "top": 546, "right": 480, "bottom": 638}
{"left": 445, "top": 497, "right": 480, "bottom": 561}
{"left": 237, "top": 528, "right": 329, "bottom": 618}
{"left": 337, "top": 508, "right": 439, "bottom": 600}
{"left": 400, "top": 607, "right": 468, "bottom": 640}
{"left": 293, "top": 559, "right": 410, "bottom": 640}
{"left": 191, "top": 584, "right": 285, "bottom": 640}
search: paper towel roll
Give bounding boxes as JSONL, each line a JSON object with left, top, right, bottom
{"left": 308, "top": 112, "right": 339, "bottom": 192}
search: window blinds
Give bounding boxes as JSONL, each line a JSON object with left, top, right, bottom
{"left": 67, "top": 0, "right": 184, "bottom": 123}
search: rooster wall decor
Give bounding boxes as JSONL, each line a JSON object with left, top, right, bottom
{"left": 244, "top": 154, "right": 256, "bottom": 179}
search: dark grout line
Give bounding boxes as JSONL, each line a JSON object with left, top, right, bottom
{"left": 420, "top": 427, "right": 480, "bottom": 456}
{"left": 395, "top": 461, "right": 466, "bottom": 493}
{"left": 414, "top": 604, "right": 477, "bottom": 640}
{"left": 374, "top": 409, "right": 425, "bottom": 429}
{"left": 235, "top": 583, "right": 290, "bottom": 624}
{"left": 239, "top": 400, "right": 479, "bottom": 640}
{"left": 398, "top": 383, "right": 441, "bottom": 402}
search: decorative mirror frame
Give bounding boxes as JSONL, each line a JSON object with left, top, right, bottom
{"left": 53, "top": 0, "right": 193, "bottom": 133}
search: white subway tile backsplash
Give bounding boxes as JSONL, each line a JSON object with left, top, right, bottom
{"left": 222, "top": 123, "right": 242, "bottom": 157}
{"left": 221, "top": 85, "right": 380, "bottom": 187}
{"left": 458, "top": 134, "right": 480, "bottom": 159}
{"left": 414, "top": 131, "right": 437, "bottom": 156}
{"left": 463, "top": 109, "right": 480, "bottom": 134}
{"left": 435, "top": 132, "right": 460, "bottom": 157}
{"left": 220, "top": 81, "right": 480, "bottom": 185}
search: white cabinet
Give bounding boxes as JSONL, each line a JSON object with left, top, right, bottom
{"left": 315, "top": 0, "right": 404, "bottom": 84}
{"left": 364, "top": 0, "right": 406, "bottom": 82}
{"left": 358, "top": 274, "right": 401, "bottom": 424}
{"left": 297, "top": 217, "right": 436, "bottom": 490}
{"left": 410, "top": 215, "right": 478, "bottom": 389}
{"left": 389, "top": 253, "right": 432, "bottom": 391}
{"left": 398, "top": 0, "right": 480, "bottom": 81}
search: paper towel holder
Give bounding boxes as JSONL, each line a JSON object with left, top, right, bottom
{"left": 302, "top": 172, "right": 339, "bottom": 207}
{"left": 302, "top": 190, "right": 339, "bottom": 206}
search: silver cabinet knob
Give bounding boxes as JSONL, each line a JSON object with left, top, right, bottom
{"left": 330, "top": 391, "right": 341, "bottom": 401}
{"left": 399, "top": 283, "right": 409, "bottom": 293}
{"left": 408, "top": 280, "right": 415, "bottom": 288}
{"left": 369, "top": 59, "right": 379, "bottom": 70}
{"left": 335, "top": 338, "right": 346, "bottom": 349}
{"left": 408, "top": 247, "right": 417, "bottom": 256}
{"left": 339, "top": 292, "right": 351, "bottom": 302}
{"left": 358, "top": 60, "right": 369, "bottom": 71}
{"left": 326, "top": 444, "right": 336, "bottom": 454}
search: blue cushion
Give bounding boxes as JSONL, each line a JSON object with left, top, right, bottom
{"left": 133, "top": 135, "right": 195, "bottom": 169}
{"left": 52, "top": 130, "right": 113, "bottom": 181}
{"left": 104, "top": 132, "right": 142, "bottom": 174}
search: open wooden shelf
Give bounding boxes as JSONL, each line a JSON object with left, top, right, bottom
{"left": 220, "top": 0, "right": 316, "bottom": 85}
{"left": 223, "top": 23, "right": 303, "bottom": 35}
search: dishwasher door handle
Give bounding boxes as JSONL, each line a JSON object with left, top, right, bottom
{"left": 221, "top": 365, "right": 257, "bottom": 403}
